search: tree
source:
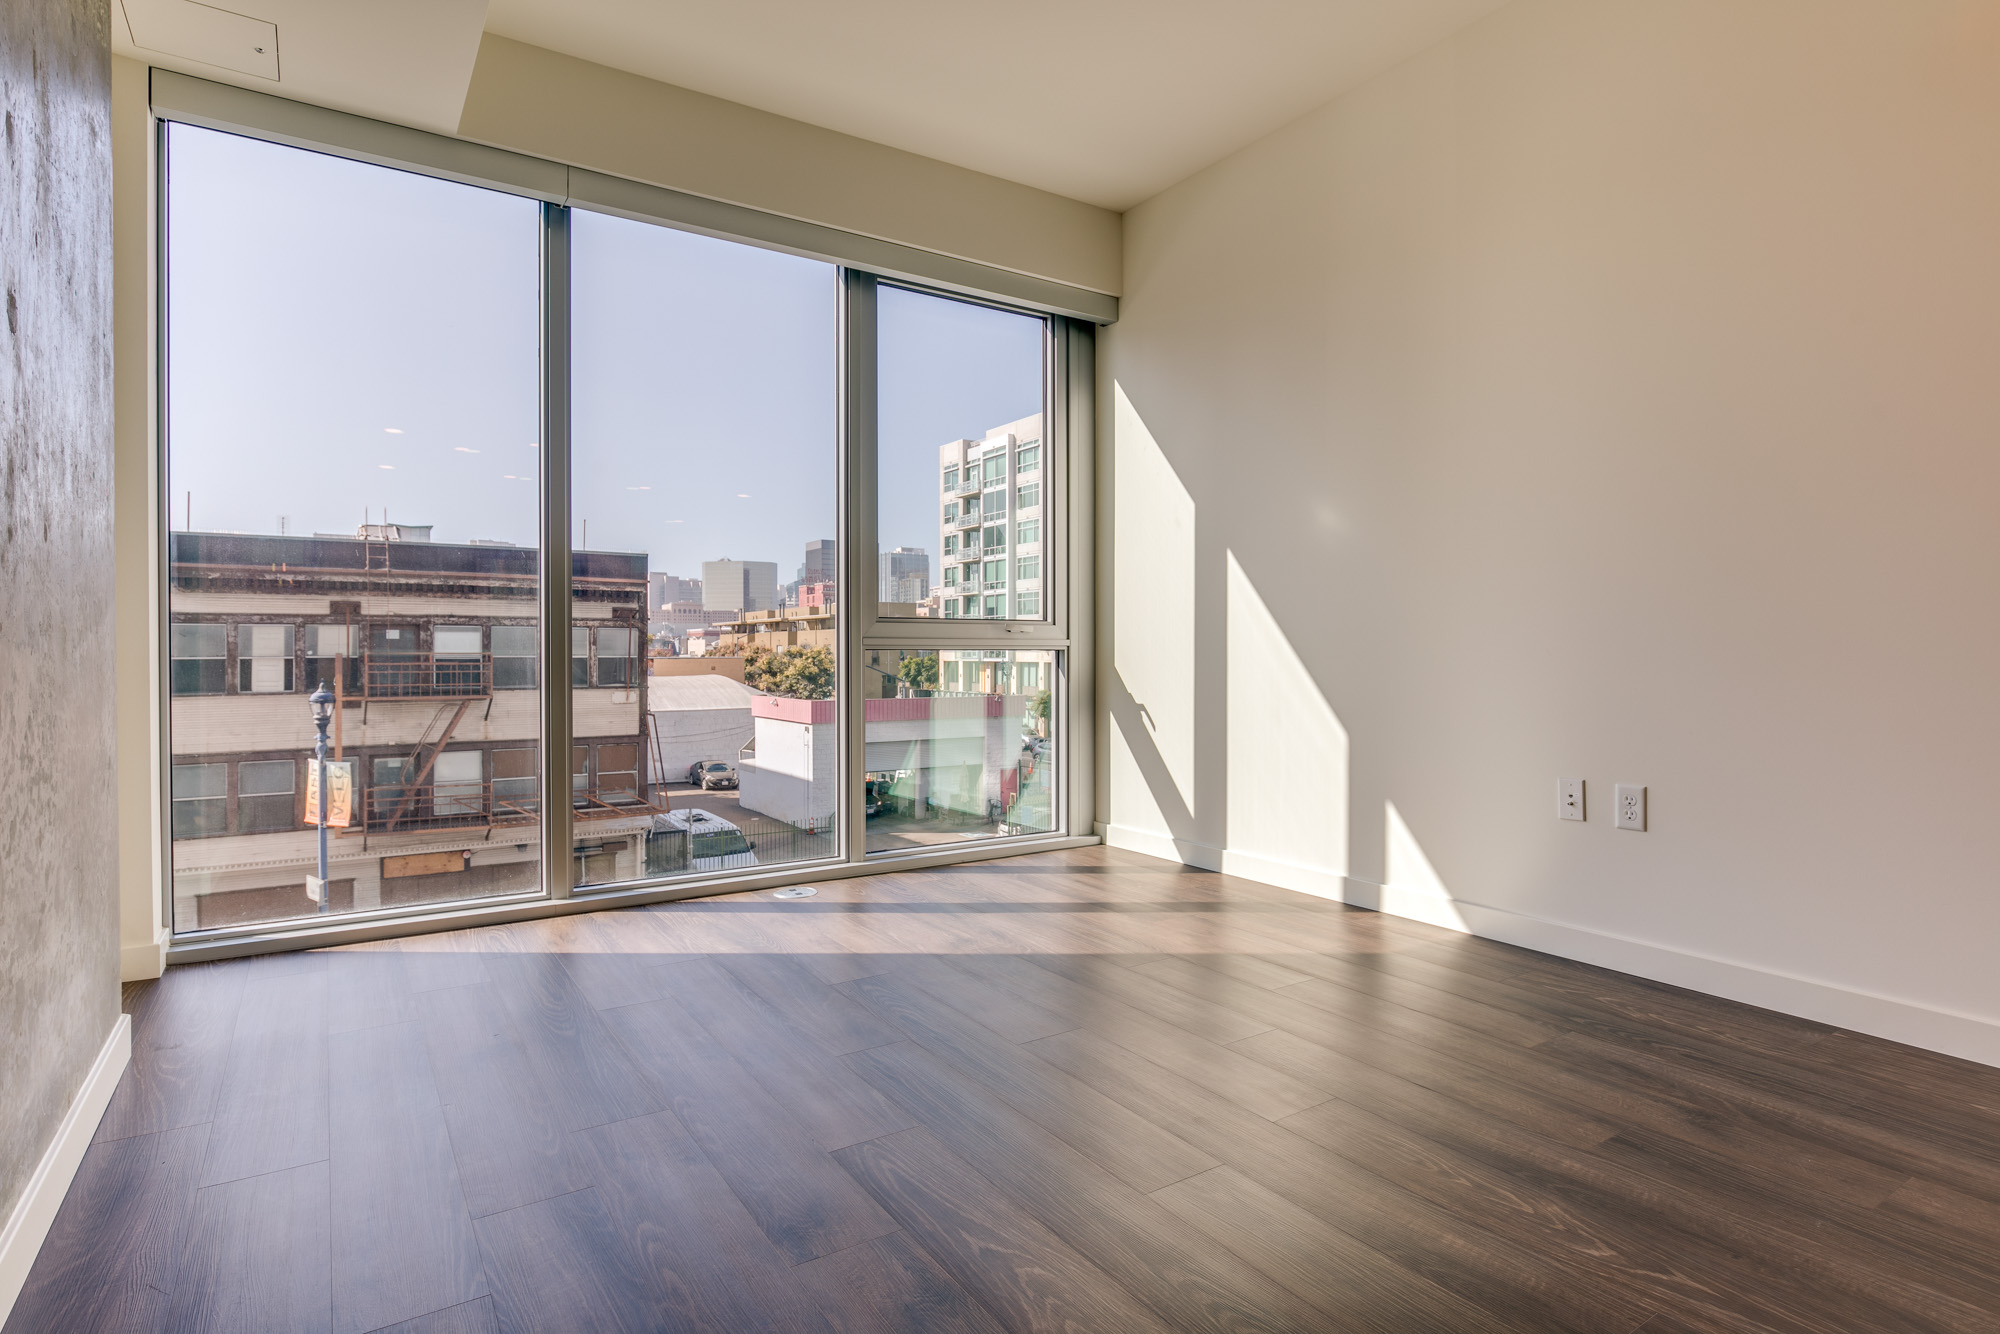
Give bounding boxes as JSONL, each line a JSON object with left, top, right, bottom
{"left": 744, "top": 645, "right": 835, "bottom": 699}
{"left": 897, "top": 652, "right": 939, "bottom": 693}
{"left": 1031, "top": 688, "right": 1051, "bottom": 734}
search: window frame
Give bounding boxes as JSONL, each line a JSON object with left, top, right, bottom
{"left": 151, "top": 79, "right": 1099, "bottom": 953}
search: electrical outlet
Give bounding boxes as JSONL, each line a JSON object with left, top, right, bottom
{"left": 1615, "top": 784, "right": 1646, "bottom": 831}
{"left": 1558, "top": 778, "right": 1585, "bottom": 821}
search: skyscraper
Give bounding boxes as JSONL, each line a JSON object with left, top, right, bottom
{"left": 801, "top": 538, "right": 837, "bottom": 585}
{"left": 701, "top": 558, "right": 780, "bottom": 613}
{"left": 879, "top": 547, "right": 931, "bottom": 605}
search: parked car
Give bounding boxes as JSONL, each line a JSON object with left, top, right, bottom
{"left": 649, "top": 808, "right": 758, "bottom": 872}
{"left": 686, "top": 760, "right": 738, "bottom": 789}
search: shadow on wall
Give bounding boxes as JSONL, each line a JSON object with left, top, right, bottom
{"left": 1103, "top": 380, "right": 1466, "bottom": 929}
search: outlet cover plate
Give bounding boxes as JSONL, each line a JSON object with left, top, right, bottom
{"left": 1615, "top": 784, "right": 1646, "bottom": 831}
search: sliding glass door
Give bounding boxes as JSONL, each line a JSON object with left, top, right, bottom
{"left": 159, "top": 118, "right": 1081, "bottom": 940}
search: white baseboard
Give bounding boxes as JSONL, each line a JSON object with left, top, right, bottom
{"left": 0, "top": 1014, "right": 132, "bottom": 1326}
{"left": 1099, "top": 823, "right": 2000, "bottom": 1070}
{"left": 120, "top": 928, "right": 168, "bottom": 982}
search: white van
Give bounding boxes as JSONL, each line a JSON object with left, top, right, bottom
{"left": 650, "top": 808, "right": 759, "bottom": 873}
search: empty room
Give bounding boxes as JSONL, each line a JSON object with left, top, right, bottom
{"left": 4, "top": 1, "right": 1999, "bottom": 1330}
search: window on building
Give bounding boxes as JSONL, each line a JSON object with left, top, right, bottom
{"left": 237, "top": 759, "right": 297, "bottom": 834}
{"left": 1016, "top": 519, "right": 1039, "bottom": 546}
{"left": 944, "top": 567, "right": 957, "bottom": 587}
{"left": 596, "top": 627, "right": 638, "bottom": 687}
{"left": 572, "top": 627, "right": 592, "bottom": 688}
{"left": 1017, "top": 591, "right": 1041, "bottom": 617}
{"left": 596, "top": 743, "right": 639, "bottom": 801}
{"left": 432, "top": 750, "right": 484, "bottom": 818}
{"left": 304, "top": 624, "right": 357, "bottom": 696}
{"left": 1015, "top": 483, "right": 1040, "bottom": 511}
{"left": 982, "top": 454, "right": 1007, "bottom": 485}
{"left": 370, "top": 756, "right": 411, "bottom": 825}
{"left": 572, "top": 744, "right": 590, "bottom": 796}
{"left": 491, "top": 625, "right": 536, "bottom": 689}
{"left": 236, "top": 624, "right": 294, "bottom": 694}
{"left": 1016, "top": 443, "right": 1040, "bottom": 473}
{"left": 983, "top": 526, "right": 1005, "bottom": 551}
{"left": 983, "top": 489, "right": 1006, "bottom": 517}
{"left": 983, "top": 594, "right": 1006, "bottom": 618}
{"left": 943, "top": 533, "right": 958, "bottom": 555}
{"left": 491, "top": 748, "right": 536, "bottom": 807}
{"left": 170, "top": 623, "right": 226, "bottom": 696}
{"left": 942, "top": 501, "right": 957, "bottom": 526}
{"left": 942, "top": 467, "right": 958, "bottom": 492}
{"left": 1016, "top": 555, "right": 1040, "bottom": 582}
{"left": 171, "top": 763, "right": 228, "bottom": 839}
{"left": 434, "top": 625, "right": 484, "bottom": 693}
{"left": 984, "top": 559, "right": 1006, "bottom": 586}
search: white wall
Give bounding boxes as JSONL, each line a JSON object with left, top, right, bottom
{"left": 1102, "top": 0, "right": 2000, "bottom": 1063}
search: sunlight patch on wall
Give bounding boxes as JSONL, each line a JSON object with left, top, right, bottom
{"left": 1108, "top": 381, "right": 1199, "bottom": 841}
{"left": 1226, "top": 550, "right": 1347, "bottom": 880}
{"left": 1384, "top": 800, "right": 1469, "bottom": 932}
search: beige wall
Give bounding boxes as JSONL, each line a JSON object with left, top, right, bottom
{"left": 111, "top": 55, "right": 165, "bottom": 981}
{"left": 1102, "top": 0, "right": 2000, "bottom": 1063}
{"left": 456, "top": 34, "right": 1121, "bottom": 297}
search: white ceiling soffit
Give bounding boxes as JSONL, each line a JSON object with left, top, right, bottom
{"left": 480, "top": 0, "right": 1512, "bottom": 211}
{"left": 115, "top": 0, "right": 490, "bottom": 135}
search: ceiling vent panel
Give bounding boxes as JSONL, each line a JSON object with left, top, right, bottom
{"left": 122, "top": 0, "right": 279, "bottom": 81}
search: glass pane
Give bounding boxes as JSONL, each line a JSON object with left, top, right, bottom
{"left": 571, "top": 209, "right": 839, "bottom": 886}
{"left": 164, "top": 122, "right": 543, "bottom": 933}
{"left": 863, "top": 648, "right": 1058, "bottom": 853}
{"left": 877, "top": 286, "right": 1046, "bottom": 621}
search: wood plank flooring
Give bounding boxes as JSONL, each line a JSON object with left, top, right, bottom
{"left": 18, "top": 846, "right": 2000, "bottom": 1334}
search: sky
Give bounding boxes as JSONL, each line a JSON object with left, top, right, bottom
{"left": 167, "top": 123, "right": 1042, "bottom": 588}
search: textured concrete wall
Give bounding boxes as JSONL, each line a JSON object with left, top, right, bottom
{"left": 0, "top": 0, "right": 118, "bottom": 1222}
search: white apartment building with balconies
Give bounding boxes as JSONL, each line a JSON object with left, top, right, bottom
{"left": 937, "top": 412, "right": 1044, "bottom": 620}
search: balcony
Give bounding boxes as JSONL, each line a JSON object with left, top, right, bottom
{"left": 360, "top": 652, "right": 493, "bottom": 699}
{"left": 953, "top": 509, "right": 983, "bottom": 529}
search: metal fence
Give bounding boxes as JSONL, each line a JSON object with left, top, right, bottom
{"left": 643, "top": 811, "right": 835, "bottom": 876}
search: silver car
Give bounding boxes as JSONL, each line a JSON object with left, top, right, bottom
{"left": 693, "top": 760, "right": 738, "bottom": 790}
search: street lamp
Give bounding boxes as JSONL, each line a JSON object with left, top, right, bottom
{"left": 309, "top": 681, "right": 334, "bottom": 914}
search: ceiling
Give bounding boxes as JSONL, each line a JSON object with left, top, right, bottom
{"left": 117, "top": 0, "right": 1510, "bottom": 211}
{"left": 481, "top": 0, "right": 1511, "bottom": 209}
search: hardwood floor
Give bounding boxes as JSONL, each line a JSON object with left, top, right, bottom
{"left": 16, "top": 846, "right": 2000, "bottom": 1333}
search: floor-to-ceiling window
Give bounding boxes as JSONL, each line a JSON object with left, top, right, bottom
{"left": 569, "top": 211, "right": 839, "bottom": 889}
{"left": 163, "top": 123, "right": 544, "bottom": 932}
{"left": 159, "top": 111, "right": 1086, "bottom": 941}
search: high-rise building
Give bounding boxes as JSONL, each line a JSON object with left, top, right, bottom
{"left": 937, "top": 412, "right": 1044, "bottom": 621}
{"left": 649, "top": 572, "right": 702, "bottom": 613}
{"left": 879, "top": 547, "right": 931, "bottom": 605}
{"left": 702, "top": 558, "right": 780, "bottom": 613}
{"left": 801, "top": 538, "right": 837, "bottom": 585}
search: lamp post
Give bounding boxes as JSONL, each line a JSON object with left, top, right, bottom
{"left": 310, "top": 682, "right": 334, "bottom": 914}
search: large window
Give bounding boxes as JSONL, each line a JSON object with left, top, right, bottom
{"left": 163, "top": 122, "right": 543, "bottom": 933}
{"left": 571, "top": 211, "right": 839, "bottom": 889}
{"left": 158, "top": 113, "right": 1083, "bottom": 939}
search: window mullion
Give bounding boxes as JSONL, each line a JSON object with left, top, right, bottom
{"left": 540, "top": 201, "right": 575, "bottom": 900}
{"left": 838, "top": 269, "right": 877, "bottom": 866}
